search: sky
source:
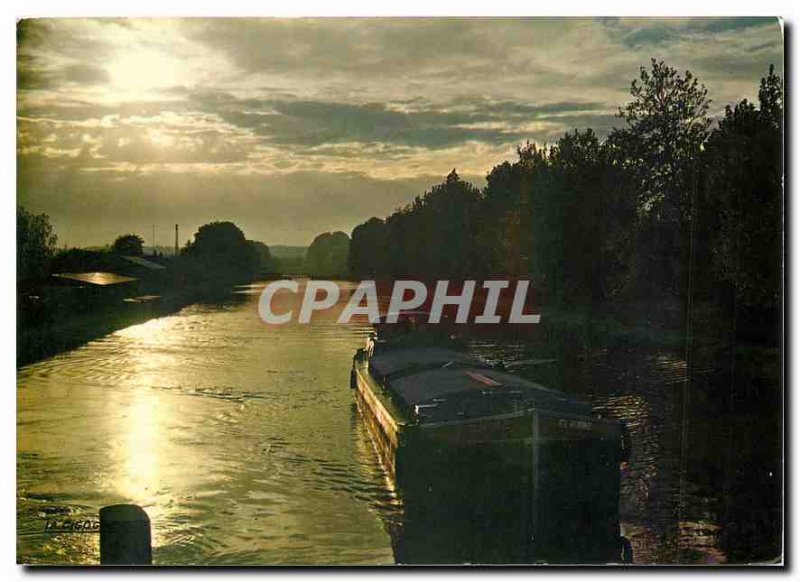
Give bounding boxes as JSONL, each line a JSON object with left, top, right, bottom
{"left": 17, "top": 17, "right": 783, "bottom": 248}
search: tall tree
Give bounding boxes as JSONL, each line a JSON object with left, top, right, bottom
{"left": 349, "top": 217, "right": 387, "bottom": 278}
{"left": 611, "top": 59, "right": 712, "bottom": 222}
{"left": 111, "top": 234, "right": 145, "bottom": 256}
{"left": 305, "top": 231, "right": 350, "bottom": 277}
{"left": 549, "top": 129, "right": 636, "bottom": 304}
{"left": 704, "top": 65, "right": 783, "bottom": 312}
{"left": 609, "top": 60, "right": 712, "bottom": 301}
{"left": 17, "top": 205, "right": 57, "bottom": 280}
{"left": 184, "top": 221, "right": 256, "bottom": 284}
{"left": 412, "top": 170, "right": 483, "bottom": 278}
{"left": 248, "top": 240, "right": 274, "bottom": 276}
{"left": 479, "top": 143, "right": 546, "bottom": 277}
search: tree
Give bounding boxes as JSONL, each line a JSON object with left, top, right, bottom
{"left": 349, "top": 217, "right": 387, "bottom": 278}
{"left": 248, "top": 240, "right": 274, "bottom": 276}
{"left": 704, "top": 65, "right": 782, "bottom": 311}
{"left": 183, "top": 221, "right": 256, "bottom": 284}
{"left": 111, "top": 234, "right": 144, "bottom": 256}
{"left": 404, "top": 170, "right": 483, "bottom": 278}
{"left": 611, "top": 59, "right": 712, "bottom": 222}
{"left": 190, "top": 221, "right": 249, "bottom": 256}
{"left": 305, "top": 231, "right": 350, "bottom": 277}
{"left": 348, "top": 170, "right": 484, "bottom": 280}
{"left": 479, "top": 144, "right": 547, "bottom": 276}
{"left": 548, "top": 129, "right": 636, "bottom": 304}
{"left": 17, "top": 205, "right": 57, "bottom": 280}
{"left": 478, "top": 133, "right": 635, "bottom": 304}
{"left": 609, "top": 60, "right": 712, "bottom": 301}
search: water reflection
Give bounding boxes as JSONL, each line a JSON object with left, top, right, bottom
{"left": 19, "top": 281, "right": 394, "bottom": 565}
{"left": 469, "top": 335, "right": 779, "bottom": 564}
{"left": 17, "top": 281, "right": 780, "bottom": 564}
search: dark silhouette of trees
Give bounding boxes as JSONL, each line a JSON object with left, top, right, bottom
{"left": 471, "top": 132, "right": 636, "bottom": 306}
{"left": 17, "top": 205, "right": 57, "bottom": 281}
{"left": 704, "top": 66, "right": 782, "bottom": 314}
{"left": 611, "top": 59, "right": 712, "bottom": 222}
{"left": 543, "top": 130, "right": 637, "bottom": 305}
{"left": 182, "top": 221, "right": 260, "bottom": 284}
{"left": 188, "top": 221, "right": 249, "bottom": 257}
{"left": 248, "top": 240, "right": 275, "bottom": 277}
{"left": 349, "top": 170, "right": 482, "bottom": 279}
{"left": 111, "top": 234, "right": 145, "bottom": 256}
{"left": 608, "top": 60, "right": 713, "bottom": 302}
{"left": 51, "top": 248, "right": 112, "bottom": 274}
{"left": 346, "top": 62, "right": 782, "bottom": 340}
{"left": 305, "top": 231, "right": 350, "bottom": 277}
{"left": 400, "top": 170, "right": 482, "bottom": 278}
{"left": 349, "top": 217, "right": 387, "bottom": 277}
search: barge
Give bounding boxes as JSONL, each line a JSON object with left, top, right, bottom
{"left": 351, "top": 319, "right": 631, "bottom": 564}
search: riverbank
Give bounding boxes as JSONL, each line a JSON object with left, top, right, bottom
{"left": 17, "top": 290, "right": 197, "bottom": 367}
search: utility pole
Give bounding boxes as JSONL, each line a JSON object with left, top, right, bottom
{"left": 174, "top": 224, "right": 179, "bottom": 256}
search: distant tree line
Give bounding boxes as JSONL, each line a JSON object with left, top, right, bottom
{"left": 17, "top": 214, "right": 277, "bottom": 288}
{"left": 305, "top": 231, "right": 350, "bottom": 277}
{"left": 179, "top": 221, "right": 275, "bottom": 285}
{"left": 348, "top": 61, "right": 783, "bottom": 339}
{"left": 111, "top": 234, "right": 145, "bottom": 256}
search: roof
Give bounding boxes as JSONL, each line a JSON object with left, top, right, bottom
{"left": 370, "top": 347, "right": 591, "bottom": 417}
{"left": 370, "top": 346, "right": 487, "bottom": 379}
{"left": 391, "top": 367, "right": 579, "bottom": 408}
{"left": 122, "top": 256, "right": 167, "bottom": 270}
{"left": 53, "top": 272, "right": 138, "bottom": 286}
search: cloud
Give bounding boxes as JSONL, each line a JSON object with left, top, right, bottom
{"left": 16, "top": 17, "right": 783, "bottom": 246}
{"left": 607, "top": 17, "right": 778, "bottom": 49}
{"left": 18, "top": 164, "right": 451, "bottom": 247}
{"left": 63, "top": 64, "right": 110, "bottom": 85}
{"left": 211, "top": 96, "right": 610, "bottom": 149}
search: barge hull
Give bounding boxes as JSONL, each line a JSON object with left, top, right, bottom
{"left": 351, "top": 349, "right": 626, "bottom": 563}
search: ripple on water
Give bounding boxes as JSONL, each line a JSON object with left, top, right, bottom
{"left": 19, "top": 285, "right": 749, "bottom": 565}
{"left": 17, "top": 285, "right": 394, "bottom": 565}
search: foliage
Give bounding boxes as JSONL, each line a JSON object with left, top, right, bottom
{"left": 704, "top": 65, "right": 783, "bottom": 310}
{"left": 248, "top": 240, "right": 275, "bottom": 276}
{"left": 188, "top": 221, "right": 249, "bottom": 257}
{"left": 305, "top": 231, "right": 350, "bottom": 277}
{"left": 349, "top": 218, "right": 387, "bottom": 277}
{"left": 606, "top": 60, "right": 714, "bottom": 301}
{"left": 350, "top": 170, "right": 482, "bottom": 279}
{"left": 111, "top": 234, "right": 145, "bottom": 256}
{"left": 183, "top": 221, "right": 259, "bottom": 284}
{"left": 610, "top": 59, "right": 712, "bottom": 222}
{"left": 346, "top": 62, "right": 782, "bottom": 332}
{"left": 51, "top": 248, "right": 111, "bottom": 274}
{"left": 17, "top": 205, "right": 57, "bottom": 280}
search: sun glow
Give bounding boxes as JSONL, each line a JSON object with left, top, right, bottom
{"left": 105, "top": 48, "right": 183, "bottom": 99}
{"left": 147, "top": 128, "right": 176, "bottom": 148}
{"left": 112, "top": 316, "right": 184, "bottom": 548}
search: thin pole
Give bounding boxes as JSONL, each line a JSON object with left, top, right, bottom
{"left": 678, "top": 158, "right": 699, "bottom": 527}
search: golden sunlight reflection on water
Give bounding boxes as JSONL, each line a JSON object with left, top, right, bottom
{"left": 17, "top": 280, "right": 748, "bottom": 564}
{"left": 18, "top": 281, "right": 396, "bottom": 565}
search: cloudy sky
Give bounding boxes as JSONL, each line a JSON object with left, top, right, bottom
{"left": 17, "top": 17, "right": 782, "bottom": 248}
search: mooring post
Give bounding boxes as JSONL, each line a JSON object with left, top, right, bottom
{"left": 99, "top": 504, "right": 152, "bottom": 565}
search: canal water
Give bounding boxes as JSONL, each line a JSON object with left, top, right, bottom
{"left": 17, "top": 281, "right": 781, "bottom": 565}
